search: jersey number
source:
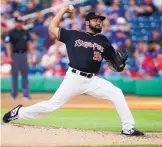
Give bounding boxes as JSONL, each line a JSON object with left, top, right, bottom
{"left": 93, "top": 51, "right": 102, "bottom": 62}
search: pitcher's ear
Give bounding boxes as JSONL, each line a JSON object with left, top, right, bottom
{"left": 86, "top": 21, "right": 89, "bottom": 26}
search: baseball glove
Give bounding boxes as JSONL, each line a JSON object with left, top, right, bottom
{"left": 108, "top": 49, "right": 128, "bottom": 72}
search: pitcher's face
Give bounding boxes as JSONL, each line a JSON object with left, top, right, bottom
{"left": 87, "top": 18, "right": 103, "bottom": 34}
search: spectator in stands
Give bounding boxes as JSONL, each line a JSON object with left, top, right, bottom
{"left": 48, "top": 40, "right": 67, "bottom": 56}
{"left": 34, "top": 12, "right": 45, "bottom": 27}
{"left": 42, "top": 50, "right": 66, "bottom": 77}
{"left": 150, "top": 29, "right": 162, "bottom": 44}
{"left": 1, "top": 37, "right": 7, "bottom": 55}
{"left": 103, "top": 63, "right": 122, "bottom": 77}
{"left": 33, "top": 0, "right": 44, "bottom": 11}
{"left": 52, "top": 63, "right": 66, "bottom": 77}
{"left": 16, "top": 0, "right": 28, "bottom": 14}
{"left": 133, "top": 41, "right": 147, "bottom": 77}
{"left": 0, "top": 0, "right": 8, "bottom": 14}
{"left": 1, "top": 21, "right": 8, "bottom": 37}
{"left": 50, "top": 0, "right": 64, "bottom": 7}
{"left": 6, "top": 0, "right": 19, "bottom": 13}
{"left": 44, "top": 13, "right": 55, "bottom": 27}
{"left": 136, "top": 0, "right": 156, "bottom": 16}
{"left": 95, "top": 2, "right": 108, "bottom": 14}
{"left": 63, "top": 12, "right": 80, "bottom": 30}
{"left": 78, "top": 7, "right": 87, "bottom": 31}
{"left": 40, "top": 48, "right": 59, "bottom": 68}
{"left": 78, "top": 7, "right": 87, "bottom": 17}
{"left": 70, "top": 12, "right": 81, "bottom": 30}
{"left": 134, "top": 41, "right": 148, "bottom": 64}
{"left": 102, "top": 20, "right": 113, "bottom": 40}
{"left": 103, "top": 0, "right": 113, "bottom": 6}
{"left": 153, "top": 0, "right": 162, "bottom": 11}
{"left": 43, "top": 13, "right": 56, "bottom": 50}
{"left": 3, "top": 12, "right": 14, "bottom": 30}
{"left": 124, "top": 39, "right": 142, "bottom": 78}
{"left": 141, "top": 54, "right": 156, "bottom": 78}
{"left": 115, "top": 17, "right": 130, "bottom": 33}
{"left": 125, "top": 0, "right": 138, "bottom": 20}
{"left": 114, "top": 30, "right": 127, "bottom": 49}
{"left": 155, "top": 43, "right": 162, "bottom": 76}
{"left": 43, "top": 36, "right": 55, "bottom": 51}
{"left": 141, "top": 41, "right": 157, "bottom": 77}
{"left": 124, "top": 39, "right": 135, "bottom": 57}
{"left": 123, "top": 59, "right": 143, "bottom": 78}
{"left": 30, "top": 31, "right": 44, "bottom": 52}
{"left": 27, "top": 41, "right": 44, "bottom": 75}
{"left": 13, "top": 10, "right": 22, "bottom": 18}
{"left": 0, "top": 52, "right": 11, "bottom": 77}
{"left": 24, "top": 0, "right": 38, "bottom": 14}
{"left": 27, "top": 41, "right": 42, "bottom": 66}
{"left": 107, "top": 0, "right": 125, "bottom": 25}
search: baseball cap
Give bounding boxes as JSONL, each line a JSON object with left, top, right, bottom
{"left": 85, "top": 12, "right": 106, "bottom": 21}
{"left": 14, "top": 17, "right": 24, "bottom": 23}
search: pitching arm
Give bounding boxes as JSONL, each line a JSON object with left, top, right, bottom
{"left": 48, "top": 5, "right": 74, "bottom": 40}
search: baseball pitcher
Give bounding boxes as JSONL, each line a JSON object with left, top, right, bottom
{"left": 3, "top": 5, "right": 144, "bottom": 136}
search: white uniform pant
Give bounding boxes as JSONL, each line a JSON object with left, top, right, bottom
{"left": 19, "top": 67, "right": 135, "bottom": 130}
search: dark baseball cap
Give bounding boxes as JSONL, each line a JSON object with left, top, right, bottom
{"left": 14, "top": 17, "right": 24, "bottom": 23}
{"left": 85, "top": 12, "right": 106, "bottom": 21}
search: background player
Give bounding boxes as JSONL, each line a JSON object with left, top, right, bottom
{"left": 5, "top": 17, "right": 30, "bottom": 100}
{"left": 3, "top": 5, "right": 144, "bottom": 136}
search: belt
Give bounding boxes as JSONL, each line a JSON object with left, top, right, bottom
{"left": 71, "top": 69, "right": 94, "bottom": 78}
{"left": 13, "top": 50, "right": 26, "bottom": 54}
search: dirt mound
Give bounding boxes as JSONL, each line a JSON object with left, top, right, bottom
{"left": 1, "top": 124, "right": 162, "bottom": 146}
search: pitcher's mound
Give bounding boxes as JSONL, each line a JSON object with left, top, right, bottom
{"left": 1, "top": 124, "right": 162, "bottom": 146}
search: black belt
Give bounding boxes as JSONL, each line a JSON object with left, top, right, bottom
{"left": 71, "top": 69, "right": 94, "bottom": 78}
{"left": 13, "top": 50, "right": 26, "bottom": 54}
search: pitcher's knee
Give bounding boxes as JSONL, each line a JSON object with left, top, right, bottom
{"left": 112, "top": 87, "right": 125, "bottom": 100}
{"left": 48, "top": 99, "right": 65, "bottom": 112}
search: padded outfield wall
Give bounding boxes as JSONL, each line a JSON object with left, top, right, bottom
{"left": 1, "top": 76, "right": 162, "bottom": 96}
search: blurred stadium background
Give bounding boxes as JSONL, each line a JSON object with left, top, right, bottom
{"left": 1, "top": 0, "right": 162, "bottom": 96}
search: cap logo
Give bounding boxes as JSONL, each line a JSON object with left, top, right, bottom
{"left": 95, "top": 13, "right": 100, "bottom": 16}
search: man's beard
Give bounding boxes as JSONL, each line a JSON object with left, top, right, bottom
{"left": 89, "top": 23, "right": 102, "bottom": 34}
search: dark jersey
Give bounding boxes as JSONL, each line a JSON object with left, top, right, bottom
{"left": 59, "top": 28, "right": 115, "bottom": 73}
{"left": 5, "top": 29, "right": 30, "bottom": 52}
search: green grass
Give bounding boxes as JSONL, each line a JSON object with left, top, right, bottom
{"left": 1, "top": 109, "right": 162, "bottom": 132}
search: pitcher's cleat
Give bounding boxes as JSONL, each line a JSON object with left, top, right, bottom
{"left": 121, "top": 128, "right": 144, "bottom": 136}
{"left": 2, "top": 105, "right": 22, "bottom": 123}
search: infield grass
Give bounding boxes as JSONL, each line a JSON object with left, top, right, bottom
{"left": 1, "top": 109, "right": 162, "bottom": 132}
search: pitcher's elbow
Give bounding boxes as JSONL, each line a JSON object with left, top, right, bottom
{"left": 48, "top": 27, "right": 56, "bottom": 39}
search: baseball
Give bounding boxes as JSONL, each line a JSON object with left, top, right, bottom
{"left": 69, "top": 5, "right": 74, "bottom": 11}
